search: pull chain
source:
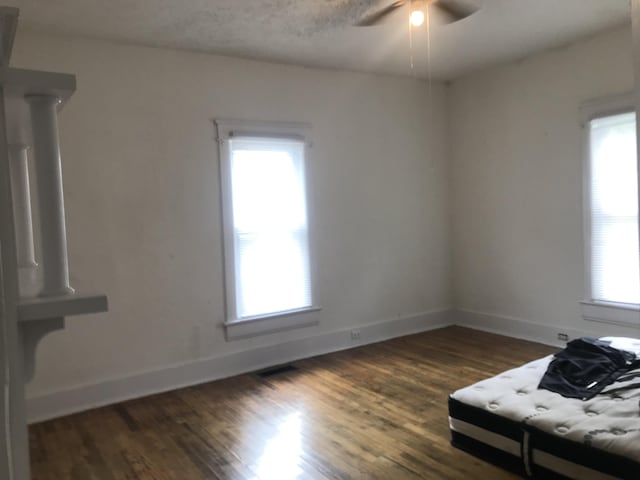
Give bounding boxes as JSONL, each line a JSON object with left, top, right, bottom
{"left": 409, "top": 20, "right": 415, "bottom": 70}
{"left": 426, "top": 4, "right": 435, "bottom": 170}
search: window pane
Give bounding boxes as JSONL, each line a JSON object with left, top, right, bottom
{"left": 229, "top": 137, "right": 312, "bottom": 319}
{"left": 590, "top": 112, "right": 640, "bottom": 305}
{"left": 591, "top": 113, "right": 637, "bottom": 217}
{"left": 236, "top": 231, "right": 311, "bottom": 318}
{"left": 591, "top": 219, "right": 639, "bottom": 304}
{"left": 231, "top": 140, "right": 307, "bottom": 233}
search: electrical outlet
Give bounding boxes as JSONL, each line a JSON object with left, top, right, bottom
{"left": 350, "top": 329, "right": 361, "bottom": 341}
{"left": 557, "top": 333, "right": 569, "bottom": 342}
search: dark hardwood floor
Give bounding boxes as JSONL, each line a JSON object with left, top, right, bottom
{"left": 29, "top": 326, "right": 557, "bottom": 479}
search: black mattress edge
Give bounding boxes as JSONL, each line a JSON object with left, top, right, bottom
{"left": 450, "top": 431, "right": 527, "bottom": 478}
{"left": 449, "top": 395, "right": 640, "bottom": 479}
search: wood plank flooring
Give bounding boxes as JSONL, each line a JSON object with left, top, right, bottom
{"left": 29, "top": 326, "right": 557, "bottom": 479}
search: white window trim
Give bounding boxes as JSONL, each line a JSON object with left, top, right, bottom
{"left": 580, "top": 301, "right": 640, "bottom": 327}
{"left": 580, "top": 92, "right": 639, "bottom": 326}
{"left": 215, "top": 118, "right": 320, "bottom": 340}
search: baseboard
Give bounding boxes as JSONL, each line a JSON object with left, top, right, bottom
{"left": 452, "top": 308, "right": 586, "bottom": 348}
{"left": 29, "top": 306, "right": 632, "bottom": 423}
{"left": 27, "top": 307, "right": 452, "bottom": 423}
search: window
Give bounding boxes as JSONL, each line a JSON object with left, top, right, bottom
{"left": 216, "top": 119, "right": 319, "bottom": 339}
{"left": 581, "top": 94, "right": 639, "bottom": 325}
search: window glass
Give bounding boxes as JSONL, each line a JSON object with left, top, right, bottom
{"left": 227, "top": 136, "right": 312, "bottom": 319}
{"left": 589, "top": 112, "right": 639, "bottom": 305}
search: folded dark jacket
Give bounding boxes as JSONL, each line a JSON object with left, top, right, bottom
{"left": 538, "top": 337, "right": 640, "bottom": 400}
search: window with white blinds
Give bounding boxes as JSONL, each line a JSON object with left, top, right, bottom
{"left": 229, "top": 136, "right": 312, "bottom": 318}
{"left": 216, "top": 120, "right": 319, "bottom": 339}
{"left": 588, "top": 111, "right": 639, "bottom": 307}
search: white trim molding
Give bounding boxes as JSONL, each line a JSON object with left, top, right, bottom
{"left": 214, "top": 118, "right": 320, "bottom": 340}
{"left": 579, "top": 93, "right": 639, "bottom": 321}
{"left": 224, "top": 307, "right": 321, "bottom": 340}
{"left": 27, "top": 307, "right": 451, "bottom": 423}
{"left": 453, "top": 307, "right": 640, "bottom": 348}
{"left": 579, "top": 92, "right": 634, "bottom": 126}
{"left": 580, "top": 301, "right": 640, "bottom": 327}
{"left": 453, "top": 308, "right": 580, "bottom": 348}
{"left": 28, "top": 305, "right": 640, "bottom": 424}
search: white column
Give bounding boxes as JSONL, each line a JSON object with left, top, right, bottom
{"left": 26, "top": 94, "right": 74, "bottom": 297}
{"left": 8, "top": 144, "right": 39, "bottom": 297}
{"left": 634, "top": 0, "right": 640, "bottom": 282}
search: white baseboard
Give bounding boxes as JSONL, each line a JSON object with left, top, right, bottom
{"left": 452, "top": 308, "right": 585, "bottom": 348}
{"left": 27, "top": 307, "right": 452, "bottom": 423}
{"left": 30, "top": 306, "right": 631, "bottom": 423}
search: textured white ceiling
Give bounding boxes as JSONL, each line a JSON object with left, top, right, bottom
{"left": 6, "top": 0, "right": 632, "bottom": 79}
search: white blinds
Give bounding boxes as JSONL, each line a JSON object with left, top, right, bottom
{"left": 228, "top": 136, "right": 312, "bottom": 319}
{"left": 589, "top": 112, "right": 639, "bottom": 305}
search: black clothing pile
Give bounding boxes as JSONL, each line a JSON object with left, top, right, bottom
{"left": 538, "top": 337, "right": 640, "bottom": 400}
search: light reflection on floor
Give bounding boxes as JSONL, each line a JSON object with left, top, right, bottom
{"left": 255, "top": 412, "right": 304, "bottom": 479}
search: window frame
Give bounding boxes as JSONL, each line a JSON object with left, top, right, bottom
{"left": 215, "top": 119, "right": 320, "bottom": 340}
{"left": 580, "top": 92, "right": 640, "bottom": 326}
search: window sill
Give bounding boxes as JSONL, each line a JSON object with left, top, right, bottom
{"left": 224, "top": 307, "right": 321, "bottom": 340}
{"left": 580, "top": 301, "right": 640, "bottom": 327}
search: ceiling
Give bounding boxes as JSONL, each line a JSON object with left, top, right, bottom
{"left": 6, "top": 0, "right": 632, "bottom": 80}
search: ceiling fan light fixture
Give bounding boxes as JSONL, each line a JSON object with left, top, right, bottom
{"left": 409, "top": 9, "right": 425, "bottom": 27}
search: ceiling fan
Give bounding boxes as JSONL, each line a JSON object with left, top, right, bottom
{"left": 356, "top": 0, "right": 478, "bottom": 27}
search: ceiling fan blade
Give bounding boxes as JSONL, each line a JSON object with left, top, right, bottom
{"left": 434, "top": 0, "right": 478, "bottom": 23}
{"left": 355, "top": 1, "right": 407, "bottom": 26}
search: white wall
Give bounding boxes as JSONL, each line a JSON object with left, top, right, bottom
{"left": 11, "top": 30, "right": 451, "bottom": 414}
{"left": 18, "top": 19, "right": 639, "bottom": 422}
{"left": 450, "top": 26, "right": 640, "bottom": 343}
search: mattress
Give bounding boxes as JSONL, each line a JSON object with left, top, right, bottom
{"left": 449, "top": 337, "right": 640, "bottom": 480}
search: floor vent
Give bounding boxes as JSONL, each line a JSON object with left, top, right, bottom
{"left": 257, "top": 365, "right": 298, "bottom": 377}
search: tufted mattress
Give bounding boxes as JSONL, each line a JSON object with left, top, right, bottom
{"left": 448, "top": 337, "right": 640, "bottom": 480}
